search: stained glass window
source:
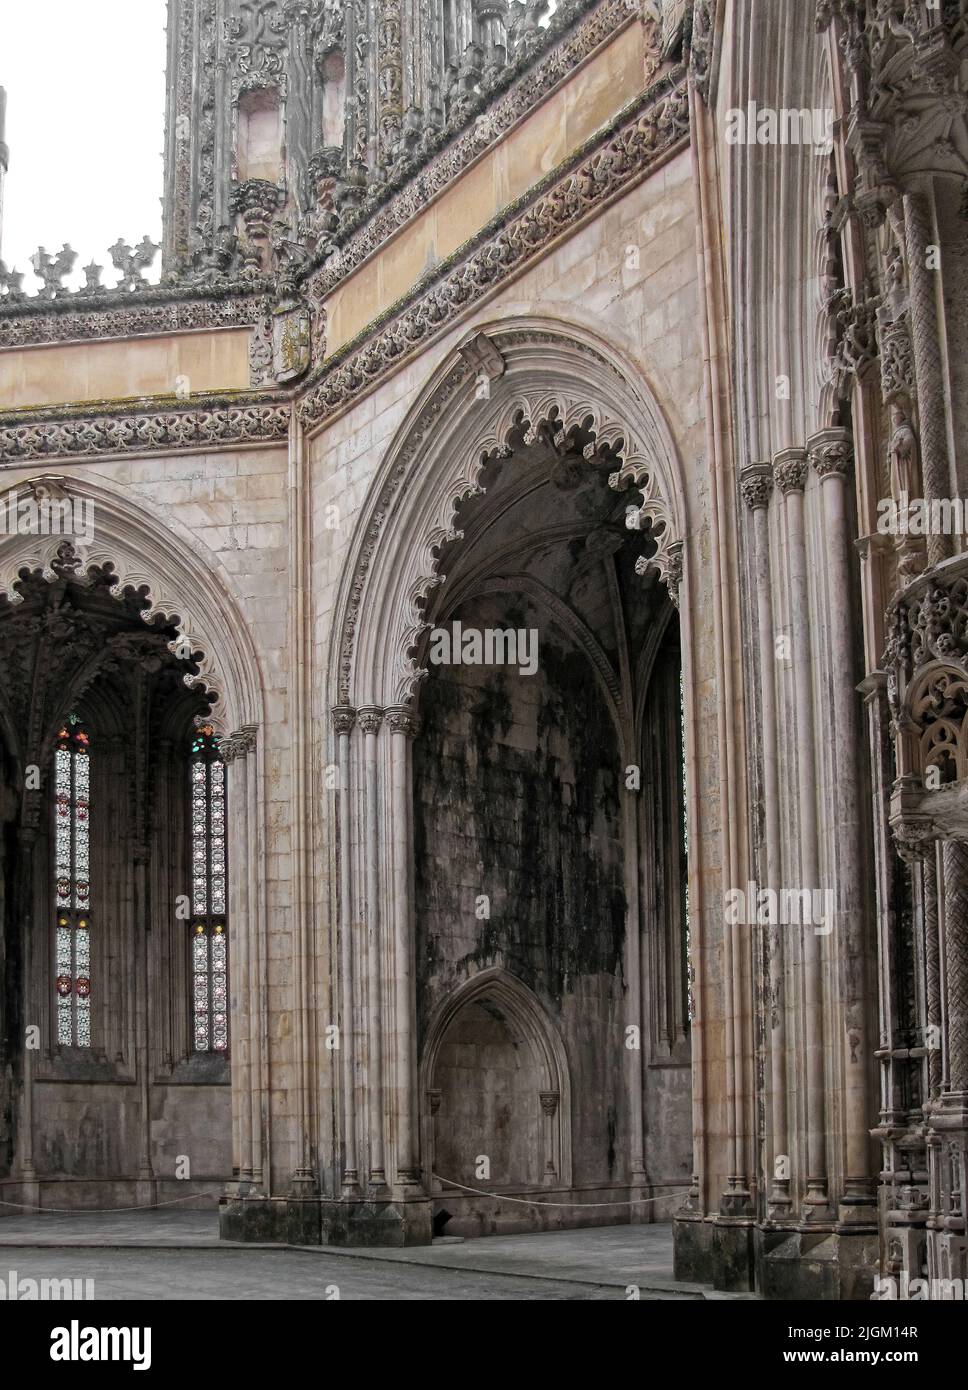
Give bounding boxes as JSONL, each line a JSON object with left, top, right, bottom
{"left": 190, "top": 725, "right": 228, "bottom": 1052}
{"left": 54, "top": 715, "right": 92, "bottom": 1047}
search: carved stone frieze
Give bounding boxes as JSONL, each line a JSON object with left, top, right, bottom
{"left": 302, "top": 0, "right": 663, "bottom": 300}
{"left": 299, "top": 73, "right": 689, "bottom": 429}
{"left": 0, "top": 289, "right": 270, "bottom": 350}
{"left": 0, "top": 402, "right": 291, "bottom": 465}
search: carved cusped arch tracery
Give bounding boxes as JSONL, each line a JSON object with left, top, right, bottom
{"left": 0, "top": 540, "right": 222, "bottom": 717}
{"left": 0, "top": 476, "right": 265, "bottom": 734}
{"left": 333, "top": 321, "right": 687, "bottom": 711}
{"left": 909, "top": 665, "right": 968, "bottom": 785}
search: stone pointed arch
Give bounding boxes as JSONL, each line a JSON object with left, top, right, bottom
{"left": 419, "top": 965, "right": 573, "bottom": 1192}
{"left": 0, "top": 470, "right": 271, "bottom": 1194}
{"left": 329, "top": 317, "right": 687, "bottom": 710}
{"left": 0, "top": 473, "right": 264, "bottom": 733}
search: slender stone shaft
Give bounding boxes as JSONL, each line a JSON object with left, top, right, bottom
{"left": 334, "top": 707, "right": 360, "bottom": 1192}
{"left": 903, "top": 192, "right": 953, "bottom": 570}
{"left": 943, "top": 839, "right": 968, "bottom": 1095}
{"left": 359, "top": 706, "right": 387, "bottom": 1186}
{"left": 741, "top": 462, "right": 790, "bottom": 1216}
{"left": 774, "top": 449, "right": 829, "bottom": 1216}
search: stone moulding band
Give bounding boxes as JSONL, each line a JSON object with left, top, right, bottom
{"left": 0, "top": 288, "right": 271, "bottom": 350}
{"left": 0, "top": 2, "right": 654, "bottom": 351}
{"left": 302, "top": 0, "right": 660, "bottom": 301}
{"left": 298, "top": 70, "right": 690, "bottom": 433}
{"left": 0, "top": 402, "right": 291, "bottom": 465}
{"left": 0, "top": 68, "right": 684, "bottom": 464}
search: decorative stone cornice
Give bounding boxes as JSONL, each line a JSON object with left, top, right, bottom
{"left": 299, "top": 71, "right": 689, "bottom": 430}
{"left": 0, "top": 286, "right": 270, "bottom": 350}
{"left": 331, "top": 705, "right": 357, "bottom": 737}
{"left": 772, "top": 448, "right": 809, "bottom": 495}
{"left": 0, "top": 400, "right": 291, "bottom": 465}
{"left": 739, "top": 461, "right": 773, "bottom": 512}
{"left": 302, "top": 0, "right": 662, "bottom": 303}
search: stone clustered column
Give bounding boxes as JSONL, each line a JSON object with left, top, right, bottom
{"left": 772, "top": 447, "right": 830, "bottom": 1220}
{"left": 221, "top": 724, "right": 263, "bottom": 1190}
{"left": 332, "top": 702, "right": 424, "bottom": 1198}
{"left": 739, "top": 460, "right": 791, "bottom": 1219}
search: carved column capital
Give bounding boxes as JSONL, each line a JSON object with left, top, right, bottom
{"left": 221, "top": 724, "right": 258, "bottom": 764}
{"left": 809, "top": 429, "right": 855, "bottom": 481}
{"left": 332, "top": 704, "right": 357, "bottom": 737}
{"left": 891, "top": 812, "right": 936, "bottom": 867}
{"left": 385, "top": 704, "right": 421, "bottom": 739}
{"left": 357, "top": 705, "right": 384, "bottom": 736}
{"left": 739, "top": 462, "right": 774, "bottom": 511}
{"left": 539, "top": 1090, "right": 560, "bottom": 1117}
{"left": 772, "top": 448, "right": 809, "bottom": 495}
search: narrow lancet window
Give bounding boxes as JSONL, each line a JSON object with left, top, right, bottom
{"left": 191, "top": 724, "right": 228, "bottom": 1052}
{"left": 54, "top": 714, "right": 92, "bottom": 1047}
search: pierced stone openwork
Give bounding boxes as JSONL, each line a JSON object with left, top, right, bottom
{"left": 911, "top": 668, "right": 968, "bottom": 785}
{"left": 333, "top": 326, "right": 686, "bottom": 712}
{"left": 190, "top": 723, "right": 229, "bottom": 1053}
{"left": 54, "top": 713, "right": 93, "bottom": 1047}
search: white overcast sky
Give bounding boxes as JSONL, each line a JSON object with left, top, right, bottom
{"left": 1, "top": 0, "right": 167, "bottom": 291}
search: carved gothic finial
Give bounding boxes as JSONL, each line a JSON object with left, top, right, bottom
{"left": 82, "top": 262, "right": 105, "bottom": 294}
{"left": 0, "top": 259, "right": 24, "bottom": 300}
{"left": 108, "top": 236, "right": 160, "bottom": 291}
{"left": 30, "top": 243, "right": 76, "bottom": 299}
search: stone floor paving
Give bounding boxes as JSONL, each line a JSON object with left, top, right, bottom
{"left": 0, "top": 1212, "right": 750, "bottom": 1300}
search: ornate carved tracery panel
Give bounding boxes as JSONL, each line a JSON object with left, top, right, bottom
{"left": 53, "top": 715, "right": 93, "bottom": 1046}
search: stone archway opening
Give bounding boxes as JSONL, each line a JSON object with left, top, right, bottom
{"left": 409, "top": 399, "right": 691, "bottom": 1234}
{"left": 0, "top": 542, "right": 233, "bottom": 1208}
{"left": 433, "top": 998, "right": 543, "bottom": 1201}
{"left": 325, "top": 324, "right": 694, "bottom": 1245}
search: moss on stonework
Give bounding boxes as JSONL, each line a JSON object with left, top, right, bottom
{"left": 414, "top": 621, "right": 626, "bottom": 1042}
